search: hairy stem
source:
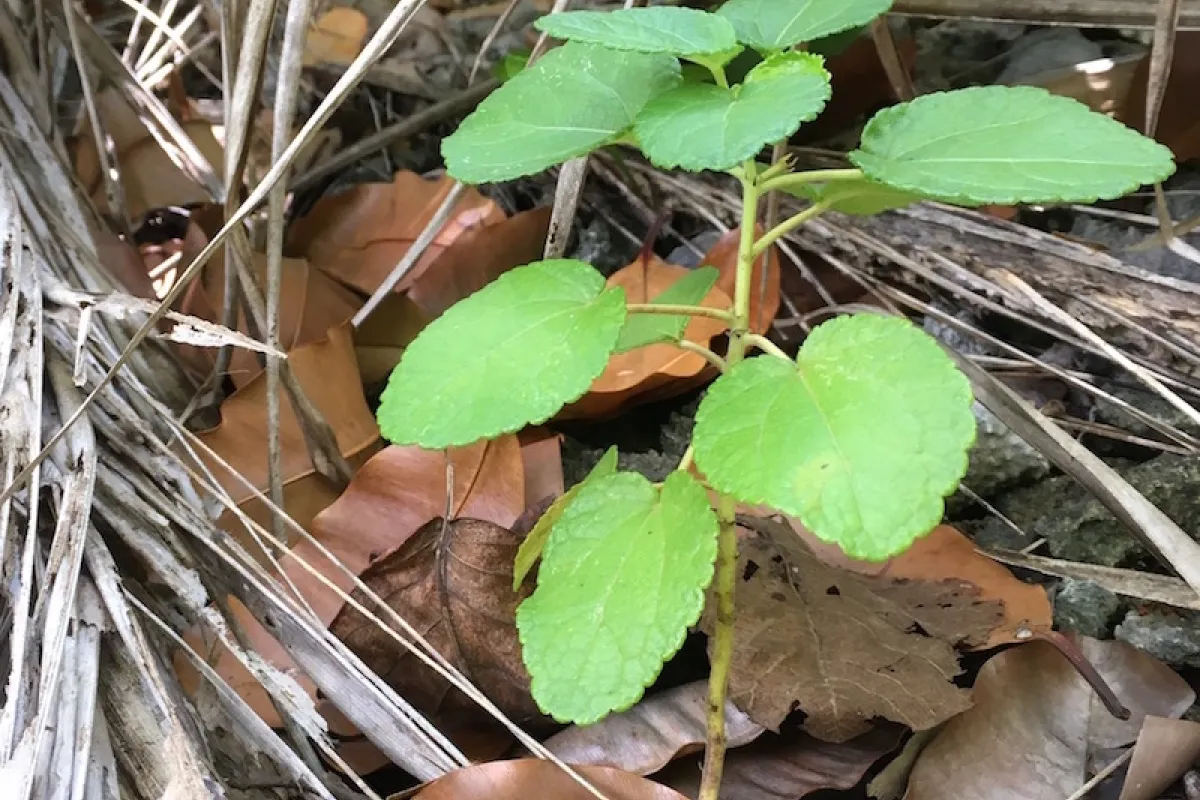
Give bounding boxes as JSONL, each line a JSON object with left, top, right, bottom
{"left": 625, "top": 303, "right": 734, "bottom": 323}
{"left": 758, "top": 167, "right": 863, "bottom": 195}
{"left": 699, "top": 160, "right": 760, "bottom": 800}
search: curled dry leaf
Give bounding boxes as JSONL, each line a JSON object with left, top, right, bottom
{"left": 560, "top": 257, "right": 733, "bottom": 419}
{"left": 412, "top": 759, "right": 689, "bottom": 800}
{"left": 331, "top": 517, "right": 546, "bottom": 754}
{"left": 768, "top": 518, "right": 1052, "bottom": 648}
{"left": 1119, "top": 716, "right": 1200, "bottom": 800}
{"left": 703, "top": 531, "right": 992, "bottom": 741}
{"left": 906, "top": 636, "right": 1195, "bottom": 800}
{"left": 303, "top": 7, "right": 369, "bottom": 67}
{"left": 654, "top": 726, "right": 904, "bottom": 800}
{"left": 286, "top": 171, "right": 551, "bottom": 318}
{"left": 544, "top": 680, "right": 765, "bottom": 776}
{"left": 71, "top": 88, "right": 222, "bottom": 221}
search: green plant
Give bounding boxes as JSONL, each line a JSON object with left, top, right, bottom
{"left": 376, "top": 1, "right": 1174, "bottom": 795}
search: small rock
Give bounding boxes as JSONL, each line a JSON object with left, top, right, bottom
{"left": 1092, "top": 384, "right": 1200, "bottom": 440}
{"left": 1053, "top": 579, "right": 1122, "bottom": 638}
{"left": 997, "top": 28, "right": 1103, "bottom": 84}
{"left": 962, "top": 401, "right": 1051, "bottom": 498}
{"left": 1115, "top": 608, "right": 1200, "bottom": 668}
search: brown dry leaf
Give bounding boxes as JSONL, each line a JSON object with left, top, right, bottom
{"left": 331, "top": 517, "right": 546, "bottom": 752}
{"left": 772, "top": 518, "right": 1052, "bottom": 648}
{"left": 654, "top": 726, "right": 903, "bottom": 800}
{"left": 195, "top": 322, "right": 379, "bottom": 549}
{"left": 1119, "top": 716, "right": 1200, "bottom": 800}
{"left": 703, "top": 533, "right": 982, "bottom": 741}
{"left": 71, "top": 88, "right": 223, "bottom": 221}
{"left": 906, "top": 637, "right": 1195, "bottom": 799}
{"left": 351, "top": 291, "right": 430, "bottom": 384}
{"left": 1123, "top": 32, "right": 1200, "bottom": 161}
{"left": 518, "top": 427, "right": 565, "bottom": 508}
{"left": 303, "top": 7, "right": 368, "bottom": 67}
{"left": 287, "top": 172, "right": 550, "bottom": 319}
{"left": 544, "top": 680, "right": 765, "bottom": 776}
{"left": 560, "top": 257, "right": 733, "bottom": 419}
{"left": 706, "top": 228, "right": 780, "bottom": 335}
{"left": 1018, "top": 52, "right": 1145, "bottom": 115}
{"left": 412, "top": 760, "right": 689, "bottom": 800}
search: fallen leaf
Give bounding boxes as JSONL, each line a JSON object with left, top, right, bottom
{"left": 703, "top": 532, "right": 985, "bottom": 741}
{"left": 560, "top": 257, "right": 733, "bottom": 419}
{"left": 1119, "top": 716, "right": 1200, "bottom": 800}
{"left": 303, "top": 7, "right": 369, "bottom": 67}
{"left": 71, "top": 88, "right": 223, "bottom": 221}
{"left": 286, "top": 172, "right": 550, "bottom": 318}
{"left": 706, "top": 227, "right": 779, "bottom": 335}
{"left": 330, "top": 517, "right": 547, "bottom": 751}
{"left": 412, "top": 759, "right": 689, "bottom": 800}
{"left": 1015, "top": 52, "right": 1144, "bottom": 116}
{"left": 517, "top": 427, "right": 565, "bottom": 508}
{"left": 92, "top": 224, "right": 157, "bottom": 298}
{"left": 654, "top": 726, "right": 903, "bottom": 800}
{"left": 1123, "top": 33, "right": 1200, "bottom": 161}
{"left": 544, "top": 680, "right": 765, "bottom": 776}
{"left": 866, "top": 727, "right": 940, "bottom": 800}
{"left": 906, "top": 637, "right": 1195, "bottom": 799}
{"left": 195, "top": 322, "right": 379, "bottom": 548}
{"left": 766, "top": 518, "right": 1052, "bottom": 648}
{"left": 351, "top": 292, "right": 430, "bottom": 384}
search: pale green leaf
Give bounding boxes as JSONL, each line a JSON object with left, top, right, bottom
{"left": 377, "top": 260, "right": 626, "bottom": 449}
{"left": 692, "top": 313, "right": 975, "bottom": 561}
{"left": 443, "top": 43, "right": 680, "bottom": 184}
{"left": 717, "top": 0, "right": 892, "bottom": 51}
{"left": 512, "top": 446, "right": 619, "bottom": 590}
{"left": 635, "top": 52, "right": 830, "bottom": 171}
{"left": 851, "top": 86, "right": 1177, "bottom": 206}
{"left": 517, "top": 470, "right": 719, "bottom": 724}
{"left": 787, "top": 176, "right": 925, "bottom": 216}
{"left": 615, "top": 266, "right": 720, "bottom": 353}
{"left": 534, "top": 7, "right": 737, "bottom": 56}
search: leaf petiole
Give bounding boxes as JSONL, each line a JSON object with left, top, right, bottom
{"left": 626, "top": 303, "right": 734, "bottom": 323}
{"left": 744, "top": 333, "right": 790, "bottom": 361}
{"left": 752, "top": 201, "right": 831, "bottom": 257}
{"left": 759, "top": 167, "right": 863, "bottom": 194}
{"left": 678, "top": 339, "right": 728, "bottom": 372}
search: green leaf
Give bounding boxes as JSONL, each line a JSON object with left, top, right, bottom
{"left": 512, "top": 447, "right": 619, "bottom": 590}
{"left": 493, "top": 49, "right": 531, "bottom": 82}
{"left": 787, "top": 176, "right": 925, "bottom": 216}
{"left": 534, "top": 7, "right": 737, "bottom": 56}
{"left": 615, "top": 266, "right": 720, "bottom": 353}
{"left": 850, "top": 86, "right": 1177, "bottom": 206}
{"left": 692, "top": 313, "right": 975, "bottom": 561}
{"left": 635, "top": 51, "right": 831, "bottom": 172}
{"left": 443, "top": 43, "right": 680, "bottom": 184}
{"left": 717, "top": 0, "right": 892, "bottom": 51}
{"left": 377, "top": 260, "right": 626, "bottom": 449}
{"left": 517, "top": 470, "right": 719, "bottom": 724}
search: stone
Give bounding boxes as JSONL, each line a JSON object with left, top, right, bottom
{"left": 1053, "top": 579, "right": 1122, "bottom": 639}
{"left": 1116, "top": 609, "right": 1200, "bottom": 668}
{"left": 961, "top": 400, "right": 1051, "bottom": 498}
{"left": 1092, "top": 384, "right": 1200, "bottom": 440}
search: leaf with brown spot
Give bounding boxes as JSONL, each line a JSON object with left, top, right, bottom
{"left": 906, "top": 637, "right": 1196, "bottom": 800}
{"left": 654, "top": 726, "right": 903, "bottom": 800}
{"left": 411, "top": 759, "right": 689, "bottom": 800}
{"left": 703, "top": 533, "right": 979, "bottom": 741}
{"left": 560, "top": 257, "right": 732, "bottom": 419}
{"left": 330, "top": 517, "right": 547, "bottom": 749}
{"left": 285, "top": 172, "right": 551, "bottom": 318}
{"left": 544, "top": 680, "right": 765, "bottom": 776}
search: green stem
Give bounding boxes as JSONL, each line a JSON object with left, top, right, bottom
{"left": 752, "top": 202, "right": 830, "bottom": 259}
{"left": 678, "top": 339, "right": 727, "bottom": 372}
{"left": 626, "top": 303, "right": 734, "bottom": 323}
{"left": 699, "top": 160, "right": 760, "bottom": 800}
{"left": 744, "top": 333, "right": 790, "bottom": 361}
{"left": 758, "top": 167, "right": 863, "bottom": 195}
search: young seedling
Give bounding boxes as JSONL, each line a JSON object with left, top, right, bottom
{"left": 376, "top": 1, "right": 1174, "bottom": 795}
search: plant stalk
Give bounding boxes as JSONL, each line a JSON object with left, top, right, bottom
{"left": 699, "top": 161, "right": 761, "bottom": 800}
{"left": 625, "top": 303, "right": 734, "bottom": 323}
{"left": 758, "top": 167, "right": 863, "bottom": 195}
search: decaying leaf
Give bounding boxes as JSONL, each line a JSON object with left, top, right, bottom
{"left": 544, "top": 680, "right": 764, "bottom": 776}
{"left": 561, "top": 257, "right": 732, "bottom": 419}
{"left": 703, "top": 533, "right": 987, "bottom": 741}
{"left": 330, "top": 517, "right": 547, "bottom": 748}
{"left": 906, "top": 637, "right": 1195, "bottom": 800}
{"left": 654, "top": 726, "right": 903, "bottom": 800}
{"left": 303, "top": 7, "right": 369, "bottom": 66}
{"left": 71, "top": 88, "right": 222, "bottom": 220}
{"left": 286, "top": 172, "right": 551, "bottom": 318}
{"left": 412, "top": 759, "right": 689, "bottom": 800}
{"left": 1119, "top": 716, "right": 1200, "bottom": 800}
{"left": 196, "top": 322, "right": 379, "bottom": 548}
